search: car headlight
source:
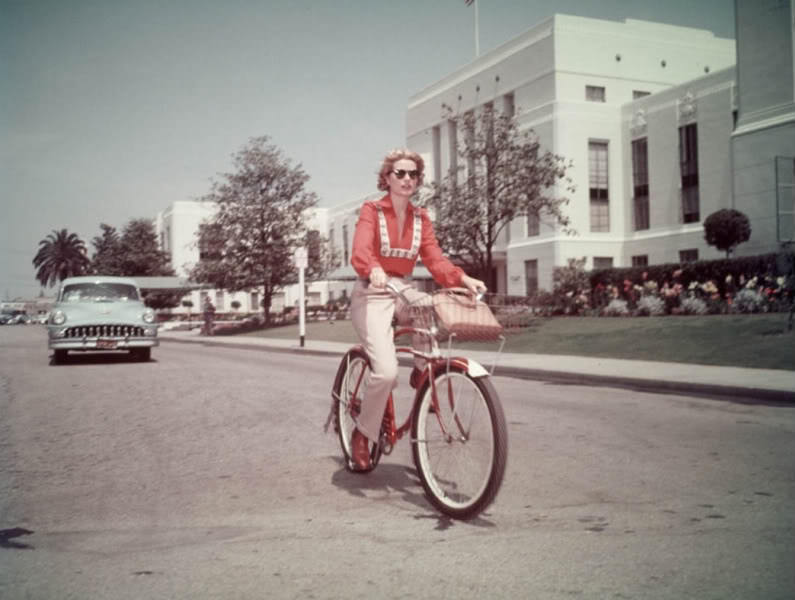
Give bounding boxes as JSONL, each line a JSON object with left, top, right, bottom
{"left": 142, "top": 309, "right": 156, "bottom": 324}
{"left": 51, "top": 310, "right": 66, "bottom": 325}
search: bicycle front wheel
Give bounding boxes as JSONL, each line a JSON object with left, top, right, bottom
{"left": 411, "top": 367, "right": 507, "bottom": 520}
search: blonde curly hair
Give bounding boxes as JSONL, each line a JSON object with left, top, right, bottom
{"left": 376, "top": 149, "right": 425, "bottom": 191}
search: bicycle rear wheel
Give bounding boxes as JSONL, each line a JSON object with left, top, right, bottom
{"left": 332, "top": 349, "right": 378, "bottom": 473}
{"left": 411, "top": 367, "right": 507, "bottom": 520}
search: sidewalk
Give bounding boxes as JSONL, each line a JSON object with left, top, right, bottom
{"left": 158, "top": 328, "right": 795, "bottom": 403}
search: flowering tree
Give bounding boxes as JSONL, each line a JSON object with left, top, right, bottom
{"left": 424, "top": 104, "right": 575, "bottom": 289}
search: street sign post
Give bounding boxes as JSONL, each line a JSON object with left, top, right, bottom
{"left": 294, "top": 247, "right": 308, "bottom": 347}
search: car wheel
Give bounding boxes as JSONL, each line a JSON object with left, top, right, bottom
{"left": 53, "top": 349, "right": 68, "bottom": 365}
{"left": 131, "top": 348, "right": 151, "bottom": 362}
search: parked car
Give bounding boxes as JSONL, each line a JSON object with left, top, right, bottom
{"left": 47, "top": 276, "right": 158, "bottom": 364}
{"left": 0, "top": 314, "right": 12, "bottom": 325}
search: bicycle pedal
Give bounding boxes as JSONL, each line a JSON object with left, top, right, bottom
{"left": 380, "top": 441, "right": 393, "bottom": 456}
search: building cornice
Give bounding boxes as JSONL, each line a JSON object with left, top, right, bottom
{"left": 733, "top": 104, "right": 795, "bottom": 138}
{"left": 507, "top": 224, "right": 704, "bottom": 250}
{"left": 408, "top": 17, "right": 555, "bottom": 109}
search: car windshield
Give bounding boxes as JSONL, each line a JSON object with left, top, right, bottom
{"left": 61, "top": 283, "right": 140, "bottom": 302}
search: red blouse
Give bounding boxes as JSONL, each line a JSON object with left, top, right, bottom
{"left": 351, "top": 195, "right": 464, "bottom": 288}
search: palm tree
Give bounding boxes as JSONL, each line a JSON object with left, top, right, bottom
{"left": 32, "top": 229, "right": 90, "bottom": 288}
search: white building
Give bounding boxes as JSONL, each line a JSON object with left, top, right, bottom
{"left": 156, "top": 3, "right": 794, "bottom": 303}
{"left": 155, "top": 201, "right": 333, "bottom": 314}
{"left": 731, "top": 0, "right": 795, "bottom": 255}
{"left": 405, "top": 14, "right": 739, "bottom": 293}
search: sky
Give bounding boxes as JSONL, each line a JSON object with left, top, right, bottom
{"left": 0, "top": 0, "right": 735, "bottom": 300}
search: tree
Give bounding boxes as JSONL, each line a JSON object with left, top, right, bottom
{"left": 95, "top": 218, "right": 180, "bottom": 309}
{"left": 424, "top": 104, "right": 575, "bottom": 289}
{"left": 89, "top": 218, "right": 174, "bottom": 277}
{"left": 190, "top": 136, "right": 319, "bottom": 324}
{"left": 89, "top": 223, "right": 124, "bottom": 274}
{"left": 118, "top": 218, "right": 174, "bottom": 277}
{"left": 32, "top": 228, "right": 90, "bottom": 288}
{"left": 181, "top": 299, "right": 194, "bottom": 329}
{"left": 304, "top": 228, "right": 339, "bottom": 282}
{"left": 703, "top": 209, "right": 751, "bottom": 258}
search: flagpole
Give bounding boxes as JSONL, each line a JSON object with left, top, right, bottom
{"left": 474, "top": 0, "right": 480, "bottom": 58}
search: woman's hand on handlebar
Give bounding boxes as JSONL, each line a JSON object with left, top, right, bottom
{"left": 461, "top": 274, "right": 487, "bottom": 296}
{"left": 368, "top": 266, "right": 387, "bottom": 289}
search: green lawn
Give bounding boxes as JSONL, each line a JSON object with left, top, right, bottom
{"left": 241, "top": 313, "right": 795, "bottom": 371}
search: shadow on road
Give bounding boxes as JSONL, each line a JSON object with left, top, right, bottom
{"left": 48, "top": 353, "right": 156, "bottom": 366}
{"left": 0, "top": 527, "right": 35, "bottom": 550}
{"left": 328, "top": 457, "right": 497, "bottom": 530}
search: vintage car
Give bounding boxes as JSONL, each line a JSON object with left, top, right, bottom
{"left": 48, "top": 276, "right": 158, "bottom": 364}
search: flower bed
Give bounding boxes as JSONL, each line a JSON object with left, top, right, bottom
{"left": 532, "top": 252, "right": 794, "bottom": 318}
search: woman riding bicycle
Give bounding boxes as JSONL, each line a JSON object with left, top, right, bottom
{"left": 349, "top": 148, "right": 486, "bottom": 470}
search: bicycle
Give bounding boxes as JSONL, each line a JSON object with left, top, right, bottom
{"left": 326, "top": 282, "right": 508, "bottom": 520}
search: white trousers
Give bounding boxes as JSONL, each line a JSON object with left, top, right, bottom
{"left": 349, "top": 278, "right": 429, "bottom": 442}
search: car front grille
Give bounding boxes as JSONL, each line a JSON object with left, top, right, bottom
{"left": 63, "top": 324, "right": 146, "bottom": 338}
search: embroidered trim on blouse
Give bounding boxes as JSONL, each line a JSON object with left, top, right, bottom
{"left": 375, "top": 205, "right": 421, "bottom": 260}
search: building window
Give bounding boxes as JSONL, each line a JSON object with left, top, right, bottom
{"left": 524, "top": 260, "right": 538, "bottom": 295}
{"left": 679, "top": 123, "right": 700, "bottom": 223}
{"left": 679, "top": 249, "right": 699, "bottom": 263}
{"left": 526, "top": 210, "right": 540, "bottom": 237}
{"left": 503, "top": 92, "right": 515, "bottom": 118}
{"left": 633, "top": 90, "right": 651, "bottom": 99}
{"left": 464, "top": 109, "right": 475, "bottom": 179}
{"left": 198, "top": 223, "right": 222, "bottom": 260}
{"left": 631, "top": 255, "right": 649, "bottom": 267}
{"left": 593, "top": 257, "right": 613, "bottom": 270}
{"left": 250, "top": 291, "right": 259, "bottom": 311}
{"left": 448, "top": 118, "right": 458, "bottom": 175}
{"left": 586, "top": 85, "right": 606, "bottom": 102}
{"left": 632, "top": 138, "right": 649, "bottom": 230}
{"left": 774, "top": 156, "right": 794, "bottom": 242}
{"left": 342, "top": 224, "right": 349, "bottom": 265}
{"left": 432, "top": 125, "right": 441, "bottom": 184}
{"left": 589, "top": 141, "right": 610, "bottom": 232}
{"left": 215, "top": 291, "right": 224, "bottom": 311}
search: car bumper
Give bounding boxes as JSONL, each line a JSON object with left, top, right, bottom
{"left": 48, "top": 338, "right": 159, "bottom": 351}
{"left": 48, "top": 339, "right": 160, "bottom": 351}
{"left": 48, "top": 326, "right": 159, "bottom": 351}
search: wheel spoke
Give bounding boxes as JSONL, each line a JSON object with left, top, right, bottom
{"left": 413, "top": 371, "right": 502, "bottom": 515}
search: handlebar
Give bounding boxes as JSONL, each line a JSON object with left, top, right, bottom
{"left": 382, "top": 279, "right": 486, "bottom": 304}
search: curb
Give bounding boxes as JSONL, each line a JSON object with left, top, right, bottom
{"left": 160, "top": 335, "right": 795, "bottom": 404}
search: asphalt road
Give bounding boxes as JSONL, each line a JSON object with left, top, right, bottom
{"left": 1, "top": 326, "right": 793, "bottom": 599}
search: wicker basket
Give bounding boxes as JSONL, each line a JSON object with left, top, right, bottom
{"left": 407, "top": 288, "right": 503, "bottom": 342}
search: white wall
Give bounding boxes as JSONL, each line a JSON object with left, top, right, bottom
{"left": 406, "top": 14, "right": 736, "bottom": 291}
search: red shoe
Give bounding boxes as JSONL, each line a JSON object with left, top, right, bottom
{"left": 351, "top": 428, "right": 370, "bottom": 470}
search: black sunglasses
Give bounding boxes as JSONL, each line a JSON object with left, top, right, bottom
{"left": 392, "top": 169, "right": 420, "bottom": 180}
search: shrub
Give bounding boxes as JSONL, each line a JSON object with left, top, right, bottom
{"left": 552, "top": 257, "right": 590, "bottom": 315}
{"left": 680, "top": 296, "right": 708, "bottom": 315}
{"left": 703, "top": 208, "right": 751, "bottom": 258}
{"left": 603, "top": 299, "right": 629, "bottom": 317}
{"left": 636, "top": 295, "right": 666, "bottom": 316}
{"left": 212, "top": 316, "right": 265, "bottom": 335}
{"left": 732, "top": 288, "right": 766, "bottom": 313}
